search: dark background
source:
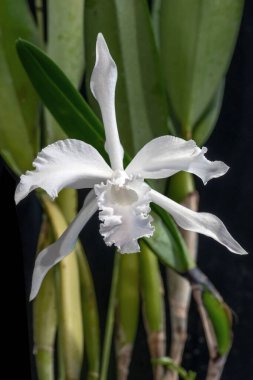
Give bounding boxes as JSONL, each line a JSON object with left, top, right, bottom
{"left": 1, "top": 1, "right": 253, "bottom": 379}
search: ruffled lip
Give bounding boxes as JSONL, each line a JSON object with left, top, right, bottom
{"left": 94, "top": 171, "right": 154, "bottom": 253}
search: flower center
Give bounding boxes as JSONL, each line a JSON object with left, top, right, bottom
{"left": 94, "top": 170, "right": 154, "bottom": 253}
{"left": 110, "top": 186, "right": 138, "bottom": 206}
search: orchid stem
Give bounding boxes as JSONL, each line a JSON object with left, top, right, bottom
{"left": 166, "top": 172, "right": 197, "bottom": 380}
{"left": 100, "top": 252, "right": 121, "bottom": 380}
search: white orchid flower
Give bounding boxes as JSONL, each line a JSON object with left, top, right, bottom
{"left": 15, "top": 33, "right": 247, "bottom": 301}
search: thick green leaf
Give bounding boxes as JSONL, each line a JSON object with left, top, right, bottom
{"left": 16, "top": 39, "right": 107, "bottom": 159}
{"left": 202, "top": 290, "right": 232, "bottom": 355}
{"left": 47, "top": 0, "right": 85, "bottom": 88}
{"left": 46, "top": 0, "right": 85, "bottom": 142}
{"left": 0, "top": 0, "right": 40, "bottom": 172}
{"left": 160, "top": 0, "right": 244, "bottom": 134}
{"left": 0, "top": 46, "right": 34, "bottom": 173}
{"left": 193, "top": 81, "right": 225, "bottom": 146}
{"left": 85, "top": 0, "right": 169, "bottom": 157}
{"left": 149, "top": 206, "right": 195, "bottom": 273}
{"left": 188, "top": 268, "right": 233, "bottom": 356}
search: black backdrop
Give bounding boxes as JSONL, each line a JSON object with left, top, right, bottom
{"left": 1, "top": 1, "right": 253, "bottom": 379}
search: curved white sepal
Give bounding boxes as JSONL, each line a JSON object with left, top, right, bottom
{"left": 90, "top": 33, "right": 124, "bottom": 170}
{"left": 151, "top": 189, "right": 247, "bottom": 255}
{"left": 15, "top": 139, "right": 112, "bottom": 204}
{"left": 126, "top": 136, "right": 229, "bottom": 184}
{"left": 95, "top": 171, "right": 154, "bottom": 253}
{"left": 30, "top": 192, "right": 97, "bottom": 301}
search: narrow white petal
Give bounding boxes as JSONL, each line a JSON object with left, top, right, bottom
{"left": 126, "top": 136, "right": 228, "bottom": 184}
{"left": 95, "top": 171, "right": 154, "bottom": 253}
{"left": 90, "top": 33, "right": 124, "bottom": 170}
{"left": 150, "top": 189, "right": 247, "bottom": 255}
{"left": 30, "top": 192, "right": 97, "bottom": 300}
{"left": 15, "top": 139, "right": 112, "bottom": 204}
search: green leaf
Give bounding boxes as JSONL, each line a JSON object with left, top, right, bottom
{"left": 85, "top": 0, "right": 169, "bottom": 157}
{"left": 160, "top": 0, "right": 244, "bottom": 134}
{"left": 149, "top": 205, "right": 195, "bottom": 273}
{"left": 0, "top": 0, "right": 40, "bottom": 173}
{"left": 46, "top": 0, "right": 85, "bottom": 142}
{"left": 0, "top": 51, "right": 33, "bottom": 173}
{"left": 188, "top": 268, "right": 233, "bottom": 356}
{"left": 16, "top": 39, "right": 107, "bottom": 159}
{"left": 145, "top": 211, "right": 194, "bottom": 273}
{"left": 47, "top": 0, "right": 85, "bottom": 88}
{"left": 193, "top": 81, "right": 225, "bottom": 146}
{"left": 202, "top": 290, "right": 232, "bottom": 355}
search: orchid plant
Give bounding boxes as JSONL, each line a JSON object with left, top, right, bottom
{"left": 15, "top": 34, "right": 247, "bottom": 303}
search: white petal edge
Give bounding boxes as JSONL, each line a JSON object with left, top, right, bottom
{"left": 150, "top": 189, "right": 247, "bottom": 255}
{"left": 30, "top": 191, "right": 98, "bottom": 301}
{"left": 126, "top": 136, "right": 229, "bottom": 184}
{"left": 15, "top": 139, "right": 113, "bottom": 204}
{"left": 90, "top": 33, "right": 124, "bottom": 171}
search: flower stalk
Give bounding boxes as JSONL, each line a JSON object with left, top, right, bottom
{"left": 139, "top": 242, "right": 166, "bottom": 380}
{"left": 57, "top": 188, "right": 100, "bottom": 380}
{"left": 55, "top": 264, "right": 65, "bottom": 380}
{"left": 166, "top": 172, "right": 198, "bottom": 380}
{"left": 41, "top": 195, "right": 84, "bottom": 380}
{"left": 115, "top": 254, "right": 140, "bottom": 380}
{"left": 33, "top": 216, "right": 57, "bottom": 380}
{"left": 76, "top": 241, "right": 100, "bottom": 380}
{"left": 100, "top": 251, "right": 121, "bottom": 380}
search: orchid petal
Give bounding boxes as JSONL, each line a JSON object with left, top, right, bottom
{"left": 95, "top": 171, "right": 154, "bottom": 253}
{"left": 126, "top": 136, "right": 228, "bottom": 184}
{"left": 151, "top": 189, "right": 247, "bottom": 255}
{"left": 15, "top": 139, "right": 112, "bottom": 204}
{"left": 90, "top": 33, "right": 124, "bottom": 171}
{"left": 30, "top": 192, "right": 97, "bottom": 300}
